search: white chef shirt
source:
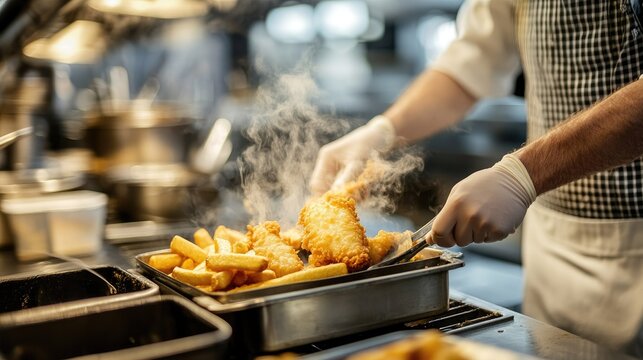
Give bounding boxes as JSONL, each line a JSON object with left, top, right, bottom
{"left": 431, "top": 0, "right": 521, "bottom": 99}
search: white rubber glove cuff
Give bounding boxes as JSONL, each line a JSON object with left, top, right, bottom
{"left": 366, "top": 115, "right": 397, "bottom": 152}
{"left": 492, "top": 154, "right": 537, "bottom": 206}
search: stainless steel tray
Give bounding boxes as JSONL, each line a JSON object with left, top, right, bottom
{"left": 0, "top": 265, "right": 159, "bottom": 321}
{"left": 136, "top": 249, "right": 463, "bottom": 355}
{"left": 0, "top": 295, "right": 232, "bottom": 360}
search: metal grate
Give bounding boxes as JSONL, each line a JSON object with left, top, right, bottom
{"left": 404, "top": 299, "right": 510, "bottom": 333}
{"left": 284, "top": 299, "right": 513, "bottom": 354}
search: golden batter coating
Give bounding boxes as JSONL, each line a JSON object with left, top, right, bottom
{"left": 367, "top": 230, "right": 398, "bottom": 265}
{"left": 247, "top": 221, "right": 304, "bottom": 278}
{"left": 367, "top": 230, "right": 414, "bottom": 265}
{"left": 298, "top": 191, "right": 370, "bottom": 272}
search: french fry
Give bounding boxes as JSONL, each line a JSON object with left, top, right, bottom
{"left": 213, "top": 270, "right": 235, "bottom": 290}
{"left": 170, "top": 235, "right": 207, "bottom": 263}
{"left": 232, "top": 271, "right": 248, "bottom": 287}
{"left": 194, "top": 228, "right": 216, "bottom": 249}
{"left": 246, "top": 269, "right": 277, "bottom": 284}
{"left": 231, "top": 263, "right": 348, "bottom": 292}
{"left": 232, "top": 241, "right": 250, "bottom": 254}
{"left": 206, "top": 253, "right": 269, "bottom": 272}
{"left": 181, "top": 258, "right": 195, "bottom": 270}
{"left": 172, "top": 267, "right": 216, "bottom": 286}
{"left": 204, "top": 244, "right": 216, "bottom": 256}
{"left": 214, "top": 225, "right": 247, "bottom": 244}
{"left": 193, "top": 261, "right": 207, "bottom": 272}
{"left": 196, "top": 285, "right": 213, "bottom": 293}
{"left": 149, "top": 253, "right": 183, "bottom": 273}
{"left": 215, "top": 237, "right": 232, "bottom": 254}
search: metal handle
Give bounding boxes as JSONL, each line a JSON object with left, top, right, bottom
{"left": 0, "top": 126, "right": 32, "bottom": 149}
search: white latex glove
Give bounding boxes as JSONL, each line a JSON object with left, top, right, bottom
{"left": 428, "top": 154, "right": 537, "bottom": 247}
{"left": 310, "top": 115, "right": 396, "bottom": 195}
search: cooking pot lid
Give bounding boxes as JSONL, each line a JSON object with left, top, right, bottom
{"left": 0, "top": 169, "right": 85, "bottom": 195}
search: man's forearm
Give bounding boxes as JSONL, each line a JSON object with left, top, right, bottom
{"left": 517, "top": 79, "right": 643, "bottom": 195}
{"left": 383, "top": 69, "right": 477, "bottom": 142}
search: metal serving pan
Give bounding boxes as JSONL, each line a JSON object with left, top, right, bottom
{"left": 0, "top": 295, "right": 232, "bottom": 360}
{"left": 136, "top": 249, "right": 463, "bottom": 355}
{"left": 0, "top": 265, "right": 158, "bottom": 320}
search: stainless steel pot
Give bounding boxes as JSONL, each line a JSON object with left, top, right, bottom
{"left": 84, "top": 103, "right": 195, "bottom": 172}
{"left": 105, "top": 164, "right": 217, "bottom": 222}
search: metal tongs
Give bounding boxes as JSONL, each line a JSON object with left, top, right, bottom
{"left": 369, "top": 216, "right": 437, "bottom": 269}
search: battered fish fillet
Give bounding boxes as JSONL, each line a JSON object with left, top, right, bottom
{"left": 367, "top": 230, "right": 415, "bottom": 265}
{"left": 298, "top": 191, "right": 370, "bottom": 272}
{"left": 367, "top": 230, "right": 398, "bottom": 265}
{"left": 281, "top": 227, "right": 303, "bottom": 250}
{"left": 247, "top": 221, "right": 304, "bottom": 278}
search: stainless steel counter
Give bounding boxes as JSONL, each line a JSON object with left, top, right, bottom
{"left": 449, "top": 291, "right": 637, "bottom": 360}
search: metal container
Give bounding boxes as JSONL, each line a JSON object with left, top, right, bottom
{"left": 84, "top": 103, "right": 195, "bottom": 171}
{"left": 136, "top": 249, "right": 463, "bottom": 355}
{"left": 0, "top": 295, "right": 232, "bottom": 360}
{"left": 105, "top": 164, "right": 218, "bottom": 222}
{"left": 0, "top": 168, "right": 84, "bottom": 249}
{"left": 0, "top": 265, "right": 158, "bottom": 319}
{"left": 0, "top": 76, "right": 48, "bottom": 171}
{"left": 1, "top": 190, "right": 107, "bottom": 261}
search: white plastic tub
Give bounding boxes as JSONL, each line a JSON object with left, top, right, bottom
{"left": 1, "top": 190, "right": 107, "bottom": 261}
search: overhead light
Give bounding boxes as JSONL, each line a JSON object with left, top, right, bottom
{"left": 315, "top": 0, "right": 369, "bottom": 40}
{"left": 266, "top": 4, "right": 315, "bottom": 44}
{"left": 88, "top": 0, "right": 208, "bottom": 19}
{"left": 23, "top": 20, "right": 106, "bottom": 64}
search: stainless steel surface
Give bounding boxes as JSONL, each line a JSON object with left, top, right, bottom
{"left": 106, "top": 164, "right": 218, "bottom": 221}
{"left": 190, "top": 117, "right": 232, "bottom": 175}
{"left": 298, "top": 290, "right": 637, "bottom": 360}
{"left": 83, "top": 103, "right": 195, "bottom": 170}
{"left": 0, "top": 126, "right": 32, "bottom": 149}
{"left": 370, "top": 216, "right": 437, "bottom": 268}
{"left": 0, "top": 295, "right": 232, "bottom": 360}
{"left": 0, "top": 265, "right": 158, "bottom": 321}
{"left": 0, "top": 76, "right": 48, "bottom": 171}
{"left": 137, "top": 249, "right": 463, "bottom": 352}
{"left": 0, "top": 168, "right": 84, "bottom": 195}
{"left": 449, "top": 291, "right": 638, "bottom": 360}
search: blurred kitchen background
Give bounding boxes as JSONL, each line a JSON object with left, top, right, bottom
{"left": 0, "top": 0, "right": 525, "bottom": 310}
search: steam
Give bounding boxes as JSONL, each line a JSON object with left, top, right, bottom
{"left": 239, "top": 69, "right": 347, "bottom": 228}
{"left": 239, "top": 68, "right": 424, "bottom": 227}
{"left": 349, "top": 150, "right": 425, "bottom": 213}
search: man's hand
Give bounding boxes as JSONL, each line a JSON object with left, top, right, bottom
{"left": 310, "top": 116, "right": 396, "bottom": 195}
{"left": 429, "top": 154, "right": 537, "bottom": 247}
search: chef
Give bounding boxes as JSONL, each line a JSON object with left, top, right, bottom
{"left": 310, "top": 0, "right": 643, "bottom": 356}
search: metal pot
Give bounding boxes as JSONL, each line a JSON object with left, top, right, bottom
{"left": 84, "top": 103, "right": 195, "bottom": 172}
{"left": 105, "top": 164, "right": 217, "bottom": 222}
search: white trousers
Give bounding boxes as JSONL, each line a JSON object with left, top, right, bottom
{"left": 522, "top": 202, "right": 643, "bottom": 356}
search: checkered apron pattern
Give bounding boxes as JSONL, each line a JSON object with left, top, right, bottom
{"left": 516, "top": 1, "right": 643, "bottom": 353}
{"left": 516, "top": 0, "right": 643, "bottom": 219}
